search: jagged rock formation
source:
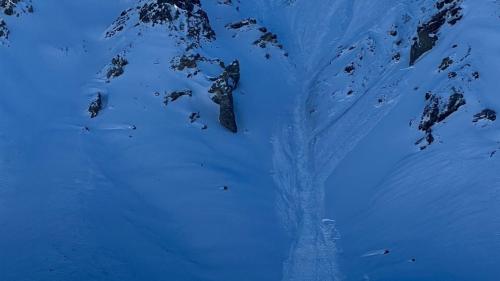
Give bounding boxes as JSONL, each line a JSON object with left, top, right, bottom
{"left": 417, "top": 89, "right": 466, "bottom": 148}
{"left": 409, "top": 0, "right": 463, "bottom": 65}
{"left": 209, "top": 60, "right": 240, "bottom": 133}
{"left": 106, "top": 0, "right": 215, "bottom": 45}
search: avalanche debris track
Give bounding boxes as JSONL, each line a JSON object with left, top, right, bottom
{"left": 271, "top": 0, "right": 468, "bottom": 280}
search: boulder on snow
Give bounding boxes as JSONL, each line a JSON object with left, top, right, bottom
{"left": 473, "top": 109, "right": 496, "bottom": 123}
{"left": 106, "top": 55, "right": 128, "bottom": 80}
{"left": 88, "top": 93, "right": 103, "bottom": 118}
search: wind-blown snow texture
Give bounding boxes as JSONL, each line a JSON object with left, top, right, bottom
{"left": 1, "top": 0, "right": 499, "bottom": 280}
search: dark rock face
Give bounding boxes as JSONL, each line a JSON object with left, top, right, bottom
{"left": 107, "top": 55, "right": 128, "bottom": 80}
{"left": 107, "top": 0, "right": 215, "bottom": 44}
{"left": 88, "top": 93, "right": 103, "bottom": 118}
{"left": 417, "top": 89, "right": 466, "bottom": 148}
{"left": 209, "top": 60, "right": 240, "bottom": 133}
{"left": 473, "top": 109, "right": 496, "bottom": 122}
{"left": 409, "top": 0, "right": 463, "bottom": 65}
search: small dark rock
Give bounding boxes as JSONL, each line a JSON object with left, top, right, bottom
{"left": 344, "top": 63, "right": 355, "bottom": 74}
{"left": 164, "top": 89, "right": 192, "bottom": 105}
{"left": 473, "top": 109, "right": 496, "bottom": 122}
{"left": 438, "top": 57, "right": 453, "bottom": 71}
{"left": 88, "top": 93, "right": 103, "bottom": 118}
{"left": 189, "top": 112, "right": 200, "bottom": 123}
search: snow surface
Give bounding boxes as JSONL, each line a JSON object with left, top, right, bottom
{"left": 1, "top": 0, "right": 500, "bottom": 280}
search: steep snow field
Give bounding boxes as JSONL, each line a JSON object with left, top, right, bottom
{"left": 1, "top": 0, "right": 499, "bottom": 281}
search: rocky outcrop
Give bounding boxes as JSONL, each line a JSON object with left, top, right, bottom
{"left": 473, "top": 109, "right": 496, "bottom": 122}
{"left": 226, "top": 18, "right": 257, "bottom": 30}
{"left": 88, "top": 93, "right": 103, "bottom": 118}
{"left": 106, "top": 55, "right": 128, "bottom": 80}
{"left": 0, "top": 18, "right": 8, "bottom": 42}
{"left": 1, "top": 0, "right": 33, "bottom": 16}
{"left": 107, "top": 0, "right": 215, "bottom": 45}
{"left": 253, "top": 30, "right": 281, "bottom": 49}
{"left": 416, "top": 89, "right": 466, "bottom": 148}
{"left": 438, "top": 57, "right": 453, "bottom": 71}
{"left": 409, "top": 0, "right": 463, "bottom": 65}
{"left": 209, "top": 60, "right": 240, "bottom": 133}
{"left": 164, "top": 90, "right": 192, "bottom": 105}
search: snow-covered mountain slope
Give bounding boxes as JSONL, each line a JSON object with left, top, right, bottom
{"left": 0, "top": 1, "right": 499, "bottom": 280}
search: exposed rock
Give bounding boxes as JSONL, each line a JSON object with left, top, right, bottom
{"left": 1, "top": 0, "right": 33, "bottom": 16}
{"left": 107, "top": 0, "right": 215, "bottom": 45}
{"left": 209, "top": 60, "right": 240, "bottom": 133}
{"left": 106, "top": 55, "right": 128, "bottom": 80}
{"left": 0, "top": 18, "right": 8, "bottom": 42}
{"left": 254, "top": 32, "right": 279, "bottom": 48}
{"left": 344, "top": 63, "right": 355, "bottom": 74}
{"left": 189, "top": 112, "right": 200, "bottom": 123}
{"left": 171, "top": 53, "right": 203, "bottom": 71}
{"left": 88, "top": 93, "right": 103, "bottom": 118}
{"left": 392, "top": 52, "right": 401, "bottom": 62}
{"left": 170, "top": 53, "right": 224, "bottom": 77}
{"left": 438, "top": 57, "right": 453, "bottom": 71}
{"left": 473, "top": 109, "right": 496, "bottom": 122}
{"left": 417, "top": 89, "right": 466, "bottom": 147}
{"left": 409, "top": 0, "right": 463, "bottom": 65}
{"left": 226, "top": 18, "right": 256, "bottom": 29}
{"left": 164, "top": 89, "right": 192, "bottom": 105}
